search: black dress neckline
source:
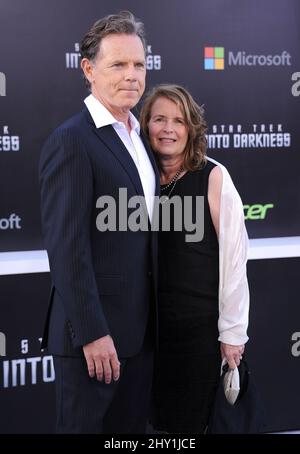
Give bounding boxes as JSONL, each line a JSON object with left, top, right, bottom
{"left": 160, "top": 170, "right": 190, "bottom": 188}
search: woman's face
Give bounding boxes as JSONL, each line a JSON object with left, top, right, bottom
{"left": 148, "top": 97, "right": 189, "bottom": 161}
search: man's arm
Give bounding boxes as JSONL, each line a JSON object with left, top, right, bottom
{"left": 39, "top": 127, "right": 109, "bottom": 345}
{"left": 39, "top": 127, "right": 120, "bottom": 381}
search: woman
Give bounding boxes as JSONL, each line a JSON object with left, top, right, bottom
{"left": 140, "top": 84, "right": 249, "bottom": 433}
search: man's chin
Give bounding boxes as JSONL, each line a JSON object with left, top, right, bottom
{"left": 121, "top": 100, "right": 140, "bottom": 110}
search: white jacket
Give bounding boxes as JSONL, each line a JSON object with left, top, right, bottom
{"left": 207, "top": 158, "right": 249, "bottom": 345}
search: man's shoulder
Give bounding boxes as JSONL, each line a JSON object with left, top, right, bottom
{"left": 53, "top": 108, "right": 89, "bottom": 137}
{"left": 39, "top": 112, "right": 89, "bottom": 166}
{"left": 42, "top": 108, "right": 92, "bottom": 149}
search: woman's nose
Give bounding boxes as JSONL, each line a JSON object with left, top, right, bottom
{"left": 163, "top": 121, "right": 174, "bottom": 132}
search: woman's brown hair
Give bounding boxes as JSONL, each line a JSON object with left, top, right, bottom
{"left": 140, "top": 84, "right": 207, "bottom": 170}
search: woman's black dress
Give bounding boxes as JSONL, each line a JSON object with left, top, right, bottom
{"left": 152, "top": 160, "right": 222, "bottom": 433}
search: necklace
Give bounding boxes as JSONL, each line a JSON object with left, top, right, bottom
{"left": 160, "top": 167, "right": 184, "bottom": 202}
{"left": 161, "top": 167, "right": 184, "bottom": 191}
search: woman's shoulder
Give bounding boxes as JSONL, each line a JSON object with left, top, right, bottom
{"left": 205, "top": 157, "right": 232, "bottom": 184}
{"left": 208, "top": 164, "right": 223, "bottom": 188}
{"left": 199, "top": 157, "right": 224, "bottom": 184}
{"left": 206, "top": 157, "right": 227, "bottom": 173}
{"left": 206, "top": 158, "right": 243, "bottom": 206}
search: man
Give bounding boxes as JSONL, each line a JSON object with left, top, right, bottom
{"left": 39, "top": 11, "right": 159, "bottom": 434}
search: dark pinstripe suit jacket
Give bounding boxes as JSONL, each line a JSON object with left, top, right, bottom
{"left": 39, "top": 107, "right": 160, "bottom": 358}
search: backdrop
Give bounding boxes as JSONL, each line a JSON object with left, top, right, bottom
{"left": 0, "top": 0, "right": 299, "bottom": 250}
{"left": 0, "top": 0, "right": 299, "bottom": 433}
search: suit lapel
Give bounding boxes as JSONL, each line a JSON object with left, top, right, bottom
{"left": 140, "top": 131, "right": 160, "bottom": 197}
{"left": 94, "top": 124, "right": 146, "bottom": 196}
{"left": 83, "top": 106, "right": 160, "bottom": 197}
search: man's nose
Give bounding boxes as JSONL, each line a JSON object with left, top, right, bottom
{"left": 124, "top": 67, "right": 137, "bottom": 82}
{"left": 125, "top": 74, "right": 136, "bottom": 82}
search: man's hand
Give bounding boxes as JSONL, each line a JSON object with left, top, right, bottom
{"left": 220, "top": 342, "right": 245, "bottom": 370}
{"left": 83, "top": 335, "right": 120, "bottom": 384}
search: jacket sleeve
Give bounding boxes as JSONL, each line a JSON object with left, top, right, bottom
{"left": 39, "top": 127, "right": 110, "bottom": 348}
{"left": 212, "top": 161, "right": 250, "bottom": 345}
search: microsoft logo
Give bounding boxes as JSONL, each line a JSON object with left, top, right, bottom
{"left": 204, "top": 47, "right": 291, "bottom": 70}
{"left": 204, "top": 47, "right": 224, "bottom": 70}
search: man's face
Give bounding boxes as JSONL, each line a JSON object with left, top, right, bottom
{"left": 85, "top": 34, "right": 146, "bottom": 116}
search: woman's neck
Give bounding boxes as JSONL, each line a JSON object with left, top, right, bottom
{"left": 160, "top": 159, "right": 184, "bottom": 184}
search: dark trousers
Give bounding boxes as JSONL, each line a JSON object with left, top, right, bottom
{"left": 53, "top": 339, "right": 154, "bottom": 434}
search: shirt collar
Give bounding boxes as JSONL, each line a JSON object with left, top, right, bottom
{"left": 84, "top": 94, "right": 140, "bottom": 134}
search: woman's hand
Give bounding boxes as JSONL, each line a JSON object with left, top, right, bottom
{"left": 220, "top": 342, "right": 245, "bottom": 369}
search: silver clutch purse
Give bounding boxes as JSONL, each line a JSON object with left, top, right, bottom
{"left": 221, "top": 359, "right": 240, "bottom": 405}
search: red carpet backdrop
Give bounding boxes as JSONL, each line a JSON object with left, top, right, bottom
{"left": 0, "top": 0, "right": 299, "bottom": 433}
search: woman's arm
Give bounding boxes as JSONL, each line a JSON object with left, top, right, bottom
{"left": 208, "top": 164, "right": 248, "bottom": 369}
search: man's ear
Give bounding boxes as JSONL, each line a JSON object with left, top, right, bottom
{"left": 81, "top": 58, "right": 94, "bottom": 84}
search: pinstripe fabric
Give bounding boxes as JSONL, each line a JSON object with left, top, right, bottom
{"left": 39, "top": 107, "right": 159, "bottom": 358}
{"left": 53, "top": 340, "right": 153, "bottom": 433}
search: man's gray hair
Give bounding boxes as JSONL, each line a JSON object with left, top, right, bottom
{"left": 80, "top": 11, "right": 146, "bottom": 88}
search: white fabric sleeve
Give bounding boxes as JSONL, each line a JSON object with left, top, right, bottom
{"left": 207, "top": 158, "right": 250, "bottom": 345}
